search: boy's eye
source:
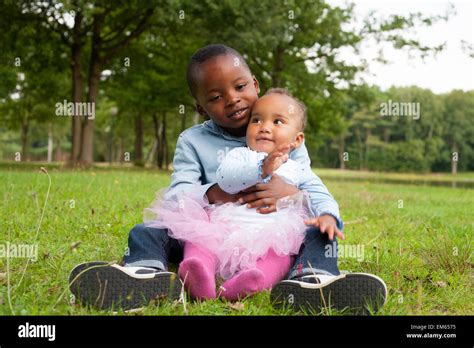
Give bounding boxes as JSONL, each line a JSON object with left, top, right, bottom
{"left": 236, "top": 83, "right": 247, "bottom": 90}
{"left": 209, "top": 95, "right": 221, "bottom": 102}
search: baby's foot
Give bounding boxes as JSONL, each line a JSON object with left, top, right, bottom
{"left": 179, "top": 257, "right": 216, "bottom": 300}
{"left": 219, "top": 268, "right": 265, "bottom": 301}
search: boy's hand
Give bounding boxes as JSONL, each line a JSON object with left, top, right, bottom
{"left": 239, "top": 174, "right": 299, "bottom": 214}
{"left": 261, "top": 142, "right": 297, "bottom": 178}
{"left": 206, "top": 184, "right": 242, "bottom": 204}
{"left": 304, "top": 215, "right": 345, "bottom": 241}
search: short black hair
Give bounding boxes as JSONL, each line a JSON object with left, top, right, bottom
{"left": 186, "top": 44, "right": 251, "bottom": 99}
{"left": 264, "top": 88, "right": 307, "bottom": 131}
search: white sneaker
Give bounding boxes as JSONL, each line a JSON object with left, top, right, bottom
{"left": 270, "top": 272, "right": 388, "bottom": 315}
{"left": 69, "top": 261, "right": 182, "bottom": 310}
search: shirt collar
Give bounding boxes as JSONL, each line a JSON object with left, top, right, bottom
{"left": 203, "top": 120, "right": 247, "bottom": 143}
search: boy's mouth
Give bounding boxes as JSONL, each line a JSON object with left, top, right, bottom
{"left": 227, "top": 107, "right": 249, "bottom": 120}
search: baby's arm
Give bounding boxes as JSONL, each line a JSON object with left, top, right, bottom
{"left": 217, "top": 145, "right": 297, "bottom": 194}
{"left": 240, "top": 140, "right": 343, "bottom": 236}
{"left": 216, "top": 147, "right": 265, "bottom": 194}
{"left": 165, "top": 132, "right": 241, "bottom": 205}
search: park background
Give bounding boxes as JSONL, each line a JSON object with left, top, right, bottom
{"left": 0, "top": 0, "right": 472, "bottom": 315}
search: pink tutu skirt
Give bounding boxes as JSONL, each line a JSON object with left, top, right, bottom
{"left": 144, "top": 190, "right": 310, "bottom": 279}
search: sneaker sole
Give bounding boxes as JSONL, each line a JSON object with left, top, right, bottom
{"left": 270, "top": 273, "right": 387, "bottom": 315}
{"left": 69, "top": 262, "right": 182, "bottom": 310}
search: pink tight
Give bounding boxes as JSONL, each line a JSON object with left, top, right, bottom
{"left": 178, "top": 243, "right": 292, "bottom": 301}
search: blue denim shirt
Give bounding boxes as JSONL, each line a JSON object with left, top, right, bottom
{"left": 165, "top": 120, "right": 342, "bottom": 229}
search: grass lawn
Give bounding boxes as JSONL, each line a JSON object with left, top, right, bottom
{"left": 0, "top": 165, "right": 472, "bottom": 315}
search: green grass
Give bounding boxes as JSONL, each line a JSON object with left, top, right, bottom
{"left": 0, "top": 165, "right": 472, "bottom": 315}
{"left": 314, "top": 168, "right": 474, "bottom": 184}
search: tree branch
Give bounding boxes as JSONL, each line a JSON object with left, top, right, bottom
{"left": 293, "top": 52, "right": 332, "bottom": 63}
{"left": 101, "top": 8, "right": 154, "bottom": 65}
{"left": 250, "top": 57, "right": 270, "bottom": 76}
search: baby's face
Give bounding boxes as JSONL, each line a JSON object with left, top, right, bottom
{"left": 246, "top": 93, "right": 304, "bottom": 153}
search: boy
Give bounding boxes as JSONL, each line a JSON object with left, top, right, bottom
{"left": 70, "top": 44, "right": 386, "bottom": 314}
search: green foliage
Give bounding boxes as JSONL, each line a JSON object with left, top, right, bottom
{"left": 315, "top": 86, "right": 473, "bottom": 172}
{"left": 0, "top": 0, "right": 471, "bottom": 172}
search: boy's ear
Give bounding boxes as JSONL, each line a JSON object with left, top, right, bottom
{"left": 252, "top": 75, "right": 260, "bottom": 94}
{"left": 195, "top": 103, "right": 208, "bottom": 117}
{"left": 294, "top": 132, "right": 305, "bottom": 148}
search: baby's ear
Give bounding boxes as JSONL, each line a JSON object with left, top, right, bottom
{"left": 294, "top": 132, "right": 305, "bottom": 148}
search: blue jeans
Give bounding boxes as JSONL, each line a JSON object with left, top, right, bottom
{"left": 288, "top": 226, "right": 340, "bottom": 278}
{"left": 123, "top": 224, "right": 339, "bottom": 278}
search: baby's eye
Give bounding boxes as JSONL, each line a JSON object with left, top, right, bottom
{"left": 274, "top": 119, "right": 284, "bottom": 125}
{"left": 250, "top": 118, "right": 261, "bottom": 123}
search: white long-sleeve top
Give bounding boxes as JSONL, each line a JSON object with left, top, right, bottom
{"left": 216, "top": 147, "right": 300, "bottom": 194}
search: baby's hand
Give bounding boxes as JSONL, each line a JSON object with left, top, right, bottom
{"left": 304, "top": 215, "right": 345, "bottom": 241}
{"left": 261, "top": 142, "right": 297, "bottom": 178}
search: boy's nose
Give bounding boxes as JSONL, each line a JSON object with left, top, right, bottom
{"left": 225, "top": 92, "right": 241, "bottom": 106}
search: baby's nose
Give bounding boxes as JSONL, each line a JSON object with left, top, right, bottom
{"left": 259, "top": 125, "right": 271, "bottom": 133}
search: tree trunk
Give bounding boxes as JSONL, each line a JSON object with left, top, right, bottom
{"left": 70, "top": 11, "right": 83, "bottom": 167}
{"left": 383, "top": 127, "right": 390, "bottom": 143}
{"left": 152, "top": 112, "right": 160, "bottom": 167}
{"left": 20, "top": 115, "right": 29, "bottom": 161}
{"left": 364, "top": 128, "right": 371, "bottom": 169}
{"left": 55, "top": 138, "right": 62, "bottom": 161}
{"left": 451, "top": 142, "right": 458, "bottom": 175}
{"left": 80, "top": 14, "right": 103, "bottom": 167}
{"left": 47, "top": 123, "right": 53, "bottom": 162}
{"left": 134, "top": 114, "right": 143, "bottom": 165}
{"left": 338, "top": 135, "right": 345, "bottom": 169}
{"left": 146, "top": 139, "right": 157, "bottom": 165}
{"left": 80, "top": 63, "right": 100, "bottom": 167}
{"left": 271, "top": 45, "right": 285, "bottom": 87}
{"left": 355, "top": 128, "right": 363, "bottom": 170}
{"left": 107, "top": 122, "right": 113, "bottom": 164}
{"left": 162, "top": 112, "right": 169, "bottom": 169}
{"left": 157, "top": 112, "right": 165, "bottom": 169}
{"left": 119, "top": 138, "right": 124, "bottom": 163}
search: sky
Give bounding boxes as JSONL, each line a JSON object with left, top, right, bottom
{"left": 328, "top": 0, "right": 474, "bottom": 94}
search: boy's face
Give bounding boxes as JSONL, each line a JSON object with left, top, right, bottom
{"left": 246, "top": 93, "right": 304, "bottom": 153}
{"left": 194, "top": 54, "right": 260, "bottom": 137}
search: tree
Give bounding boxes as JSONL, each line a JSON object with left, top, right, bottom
{"left": 19, "top": 0, "right": 157, "bottom": 166}
{"left": 104, "top": 17, "right": 200, "bottom": 168}
{"left": 441, "top": 90, "right": 474, "bottom": 174}
{"left": 186, "top": 0, "right": 450, "bottom": 165}
{"left": 0, "top": 1, "right": 69, "bottom": 161}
